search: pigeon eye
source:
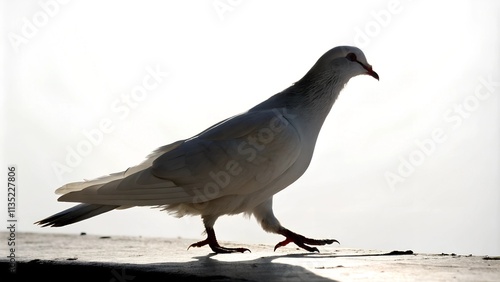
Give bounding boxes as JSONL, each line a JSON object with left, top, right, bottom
{"left": 346, "top": 53, "right": 357, "bottom": 62}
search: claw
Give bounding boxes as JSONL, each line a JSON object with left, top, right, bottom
{"left": 189, "top": 239, "right": 250, "bottom": 253}
{"left": 187, "top": 239, "right": 209, "bottom": 250}
{"left": 274, "top": 228, "right": 339, "bottom": 253}
{"left": 188, "top": 227, "right": 251, "bottom": 254}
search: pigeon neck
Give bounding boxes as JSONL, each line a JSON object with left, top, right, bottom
{"left": 288, "top": 71, "right": 347, "bottom": 120}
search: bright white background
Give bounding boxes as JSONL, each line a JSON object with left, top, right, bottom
{"left": 1, "top": 0, "right": 499, "bottom": 256}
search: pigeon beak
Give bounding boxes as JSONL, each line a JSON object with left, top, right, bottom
{"left": 364, "top": 64, "right": 379, "bottom": 80}
{"left": 363, "top": 64, "right": 379, "bottom": 80}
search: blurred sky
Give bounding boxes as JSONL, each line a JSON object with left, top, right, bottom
{"left": 1, "top": 0, "right": 499, "bottom": 255}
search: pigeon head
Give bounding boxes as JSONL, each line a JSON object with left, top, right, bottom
{"left": 305, "top": 46, "right": 379, "bottom": 82}
{"left": 341, "top": 46, "right": 378, "bottom": 80}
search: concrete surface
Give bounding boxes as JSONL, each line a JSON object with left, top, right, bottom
{"left": 2, "top": 232, "right": 499, "bottom": 281}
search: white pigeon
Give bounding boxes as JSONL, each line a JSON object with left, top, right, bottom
{"left": 37, "top": 46, "right": 379, "bottom": 253}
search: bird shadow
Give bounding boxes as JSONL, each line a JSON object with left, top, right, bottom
{"left": 9, "top": 246, "right": 413, "bottom": 282}
{"left": 148, "top": 252, "right": 339, "bottom": 282}
{"left": 144, "top": 249, "right": 414, "bottom": 282}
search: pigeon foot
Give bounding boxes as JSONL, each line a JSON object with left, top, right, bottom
{"left": 274, "top": 228, "right": 339, "bottom": 253}
{"left": 188, "top": 227, "right": 251, "bottom": 254}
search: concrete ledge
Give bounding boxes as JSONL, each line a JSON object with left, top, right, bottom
{"left": 2, "top": 232, "right": 499, "bottom": 281}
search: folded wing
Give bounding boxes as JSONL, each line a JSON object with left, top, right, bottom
{"left": 58, "top": 108, "right": 301, "bottom": 207}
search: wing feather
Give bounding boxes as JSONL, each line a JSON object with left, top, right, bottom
{"left": 56, "top": 108, "right": 302, "bottom": 207}
{"left": 55, "top": 140, "right": 184, "bottom": 195}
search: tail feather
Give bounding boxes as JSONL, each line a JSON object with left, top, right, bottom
{"left": 37, "top": 141, "right": 186, "bottom": 228}
{"left": 35, "top": 204, "right": 119, "bottom": 227}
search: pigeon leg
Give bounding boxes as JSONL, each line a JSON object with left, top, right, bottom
{"left": 274, "top": 228, "right": 339, "bottom": 253}
{"left": 253, "top": 198, "right": 339, "bottom": 253}
{"left": 188, "top": 227, "right": 251, "bottom": 254}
